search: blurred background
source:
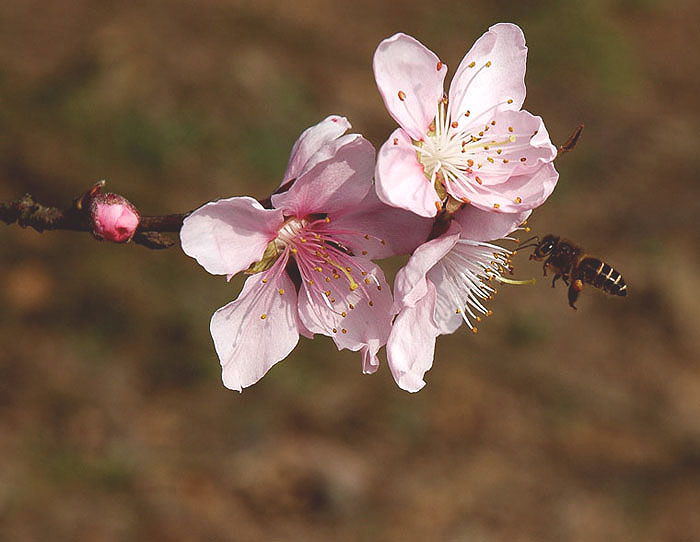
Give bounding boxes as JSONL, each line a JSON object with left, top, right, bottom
{"left": 1, "top": 0, "right": 699, "bottom": 540}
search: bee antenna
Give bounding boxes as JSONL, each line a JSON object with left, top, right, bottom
{"left": 516, "top": 235, "right": 539, "bottom": 250}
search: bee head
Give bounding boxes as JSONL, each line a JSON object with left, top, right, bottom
{"left": 530, "top": 234, "right": 559, "bottom": 261}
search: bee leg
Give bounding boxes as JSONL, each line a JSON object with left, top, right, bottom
{"left": 551, "top": 274, "right": 561, "bottom": 288}
{"left": 562, "top": 275, "right": 570, "bottom": 286}
{"left": 567, "top": 279, "right": 584, "bottom": 310}
{"left": 542, "top": 262, "right": 549, "bottom": 277}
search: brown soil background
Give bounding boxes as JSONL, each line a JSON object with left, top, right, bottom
{"left": 1, "top": 1, "right": 699, "bottom": 540}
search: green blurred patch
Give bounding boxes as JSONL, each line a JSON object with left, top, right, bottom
{"left": 237, "top": 77, "right": 317, "bottom": 179}
{"left": 41, "top": 447, "right": 133, "bottom": 491}
{"left": 110, "top": 109, "right": 204, "bottom": 171}
{"left": 504, "top": 312, "right": 547, "bottom": 348}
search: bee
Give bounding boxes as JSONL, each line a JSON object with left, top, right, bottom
{"left": 519, "top": 234, "right": 627, "bottom": 309}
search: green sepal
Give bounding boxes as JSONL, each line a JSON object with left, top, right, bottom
{"left": 245, "top": 240, "right": 280, "bottom": 274}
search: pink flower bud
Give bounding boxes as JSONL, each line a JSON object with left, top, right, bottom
{"left": 90, "top": 193, "right": 140, "bottom": 243}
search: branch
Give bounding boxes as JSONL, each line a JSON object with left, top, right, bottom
{"left": 1, "top": 186, "right": 188, "bottom": 250}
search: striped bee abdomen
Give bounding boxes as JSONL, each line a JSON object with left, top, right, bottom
{"left": 579, "top": 257, "right": 627, "bottom": 297}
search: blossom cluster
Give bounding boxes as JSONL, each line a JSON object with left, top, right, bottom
{"left": 181, "top": 23, "right": 559, "bottom": 392}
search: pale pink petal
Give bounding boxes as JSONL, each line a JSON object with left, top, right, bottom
{"left": 426, "top": 263, "right": 468, "bottom": 335}
{"left": 481, "top": 110, "right": 556, "bottom": 173}
{"left": 449, "top": 23, "right": 527, "bottom": 122}
{"left": 331, "top": 186, "right": 433, "bottom": 260}
{"left": 281, "top": 115, "right": 351, "bottom": 186}
{"left": 454, "top": 205, "right": 530, "bottom": 242}
{"left": 393, "top": 222, "right": 461, "bottom": 310}
{"left": 271, "top": 134, "right": 374, "bottom": 217}
{"left": 387, "top": 280, "right": 440, "bottom": 392}
{"left": 297, "top": 260, "right": 393, "bottom": 355}
{"left": 181, "top": 196, "right": 283, "bottom": 277}
{"left": 361, "top": 341, "right": 381, "bottom": 375}
{"left": 210, "top": 269, "right": 300, "bottom": 392}
{"left": 459, "top": 161, "right": 559, "bottom": 214}
{"left": 375, "top": 128, "right": 441, "bottom": 218}
{"left": 373, "top": 33, "right": 447, "bottom": 140}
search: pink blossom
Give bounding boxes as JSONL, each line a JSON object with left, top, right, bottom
{"left": 387, "top": 205, "right": 531, "bottom": 392}
{"left": 181, "top": 116, "right": 431, "bottom": 391}
{"left": 373, "top": 23, "right": 558, "bottom": 218}
{"left": 90, "top": 192, "right": 140, "bottom": 243}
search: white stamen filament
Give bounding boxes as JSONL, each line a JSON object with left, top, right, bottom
{"left": 414, "top": 98, "right": 524, "bottom": 196}
{"left": 435, "top": 240, "right": 513, "bottom": 330}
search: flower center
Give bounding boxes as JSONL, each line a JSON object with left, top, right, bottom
{"left": 415, "top": 99, "right": 518, "bottom": 199}
{"left": 251, "top": 215, "right": 385, "bottom": 334}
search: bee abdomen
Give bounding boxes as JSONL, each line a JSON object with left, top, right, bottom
{"left": 580, "top": 257, "right": 627, "bottom": 297}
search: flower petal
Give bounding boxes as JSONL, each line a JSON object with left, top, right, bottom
{"left": 210, "top": 269, "right": 300, "bottom": 391}
{"left": 271, "top": 134, "right": 374, "bottom": 217}
{"left": 454, "top": 205, "right": 530, "bottom": 242}
{"left": 181, "top": 196, "right": 283, "bottom": 277}
{"left": 331, "top": 185, "right": 433, "bottom": 260}
{"left": 297, "top": 260, "right": 393, "bottom": 357}
{"left": 387, "top": 280, "right": 440, "bottom": 392}
{"left": 460, "top": 161, "right": 559, "bottom": 214}
{"left": 281, "top": 115, "right": 351, "bottom": 187}
{"left": 375, "top": 128, "right": 441, "bottom": 218}
{"left": 393, "top": 222, "right": 461, "bottom": 310}
{"left": 426, "top": 262, "right": 470, "bottom": 335}
{"left": 374, "top": 33, "right": 447, "bottom": 140}
{"left": 449, "top": 23, "right": 527, "bottom": 123}
{"left": 445, "top": 111, "right": 557, "bottom": 213}
{"left": 361, "top": 341, "right": 382, "bottom": 375}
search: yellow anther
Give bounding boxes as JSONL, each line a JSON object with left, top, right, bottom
{"left": 278, "top": 288, "right": 285, "bottom": 295}
{"left": 468, "top": 61, "right": 475, "bottom": 68}
{"left": 261, "top": 313, "right": 267, "bottom": 320}
{"left": 485, "top": 61, "right": 492, "bottom": 67}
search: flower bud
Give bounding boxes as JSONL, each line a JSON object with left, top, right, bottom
{"left": 90, "top": 193, "right": 140, "bottom": 243}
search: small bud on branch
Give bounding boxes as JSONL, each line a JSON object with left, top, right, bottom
{"left": 1, "top": 181, "right": 188, "bottom": 250}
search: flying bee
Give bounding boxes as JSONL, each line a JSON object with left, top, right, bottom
{"left": 518, "top": 234, "right": 627, "bottom": 309}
